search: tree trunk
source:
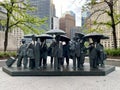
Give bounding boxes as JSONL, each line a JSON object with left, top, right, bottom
{"left": 4, "top": 14, "right": 10, "bottom": 52}
{"left": 112, "top": 25, "right": 117, "bottom": 49}
{"left": 4, "top": 29, "right": 9, "bottom": 52}
{"left": 109, "top": 1, "right": 117, "bottom": 49}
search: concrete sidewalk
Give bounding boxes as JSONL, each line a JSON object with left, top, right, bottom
{"left": 0, "top": 67, "right": 120, "bottom": 90}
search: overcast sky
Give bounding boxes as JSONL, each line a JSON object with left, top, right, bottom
{"left": 53, "top": 0, "right": 86, "bottom": 26}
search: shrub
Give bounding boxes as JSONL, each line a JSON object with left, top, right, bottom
{"left": 105, "top": 48, "right": 120, "bottom": 56}
{"left": 0, "top": 51, "right": 17, "bottom": 58}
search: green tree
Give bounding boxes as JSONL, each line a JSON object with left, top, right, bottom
{"left": 84, "top": 0, "right": 120, "bottom": 49}
{"left": 0, "top": 0, "right": 46, "bottom": 52}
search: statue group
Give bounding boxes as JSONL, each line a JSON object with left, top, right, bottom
{"left": 16, "top": 32, "right": 107, "bottom": 71}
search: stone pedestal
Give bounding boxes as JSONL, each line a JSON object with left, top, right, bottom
{"left": 2, "top": 64, "right": 115, "bottom": 76}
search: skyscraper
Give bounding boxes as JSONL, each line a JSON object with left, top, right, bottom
{"left": 51, "top": 16, "right": 59, "bottom": 29}
{"left": 59, "top": 11, "right": 75, "bottom": 37}
{"left": 28, "top": 0, "right": 55, "bottom": 31}
{"left": 81, "top": 10, "right": 90, "bottom": 26}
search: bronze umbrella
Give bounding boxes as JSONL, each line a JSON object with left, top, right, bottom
{"left": 24, "top": 34, "right": 36, "bottom": 38}
{"left": 83, "top": 32, "right": 109, "bottom": 42}
{"left": 83, "top": 32, "right": 109, "bottom": 39}
{"left": 46, "top": 29, "right": 66, "bottom": 35}
{"left": 59, "top": 35, "right": 70, "bottom": 42}
{"left": 75, "top": 32, "right": 84, "bottom": 39}
{"left": 36, "top": 34, "right": 53, "bottom": 39}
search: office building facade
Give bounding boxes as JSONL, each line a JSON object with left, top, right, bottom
{"left": 28, "top": 0, "right": 55, "bottom": 31}
{"left": 59, "top": 11, "right": 75, "bottom": 37}
{"left": 70, "top": 26, "right": 82, "bottom": 39}
{"left": 86, "top": 0, "right": 120, "bottom": 48}
{"left": 51, "top": 16, "right": 59, "bottom": 29}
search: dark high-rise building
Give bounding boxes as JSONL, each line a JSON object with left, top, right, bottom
{"left": 70, "top": 26, "right": 82, "bottom": 39}
{"left": 28, "top": 0, "right": 55, "bottom": 31}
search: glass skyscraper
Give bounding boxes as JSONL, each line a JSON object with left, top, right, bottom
{"left": 28, "top": 0, "right": 55, "bottom": 31}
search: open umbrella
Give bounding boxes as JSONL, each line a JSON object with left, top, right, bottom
{"left": 36, "top": 34, "right": 53, "bottom": 39}
{"left": 83, "top": 32, "right": 109, "bottom": 43}
{"left": 83, "top": 32, "right": 105, "bottom": 39}
{"left": 46, "top": 29, "right": 66, "bottom": 35}
{"left": 59, "top": 35, "right": 70, "bottom": 41}
{"left": 24, "top": 34, "right": 36, "bottom": 38}
{"left": 24, "top": 34, "right": 36, "bottom": 43}
{"left": 101, "top": 36, "right": 109, "bottom": 39}
{"left": 75, "top": 32, "right": 84, "bottom": 39}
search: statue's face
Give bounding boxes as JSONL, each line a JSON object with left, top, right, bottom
{"left": 32, "top": 35, "right": 36, "bottom": 41}
{"left": 40, "top": 38, "right": 45, "bottom": 42}
{"left": 55, "top": 35, "right": 60, "bottom": 42}
{"left": 22, "top": 41, "right": 25, "bottom": 44}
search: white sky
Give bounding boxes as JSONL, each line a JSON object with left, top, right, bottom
{"left": 53, "top": 0, "right": 86, "bottom": 26}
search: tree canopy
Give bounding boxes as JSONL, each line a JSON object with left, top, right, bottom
{"left": 84, "top": 0, "right": 120, "bottom": 49}
{"left": 0, "top": 0, "right": 47, "bottom": 51}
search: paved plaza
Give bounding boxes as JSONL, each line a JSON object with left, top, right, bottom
{"left": 0, "top": 59, "right": 120, "bottom": 90}
{"left": 0, "top": 67, "right": 120, "bottom": 90}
